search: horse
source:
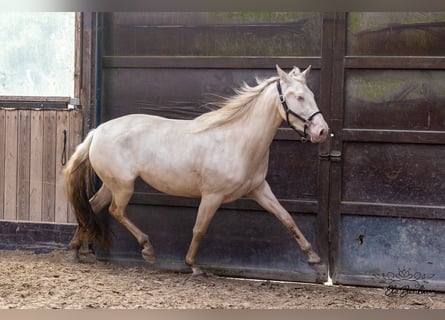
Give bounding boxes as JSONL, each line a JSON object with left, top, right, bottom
{"left": 65, "top": 65, "right": 329, "bottom": 276}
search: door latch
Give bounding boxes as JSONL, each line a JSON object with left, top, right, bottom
{"left": 319, "top": 132, "right": 342, "bottom": 161}
{"left": 329, "top": 150, "right": 342, "bottom": 162}
{"left": 320, "top": 150, "right": 342, "bottom": 161}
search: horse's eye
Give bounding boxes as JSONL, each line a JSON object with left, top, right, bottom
{"left": 297, "top": 96, "right": 304, "bottom": 102}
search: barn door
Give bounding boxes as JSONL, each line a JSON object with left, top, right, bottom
{"left": 328, "top": 13, "right": 445, "bottom": 291}
{"left": 97, "top": 12, "right": 332, "bottom": 283}
{"left": 0, "top": 13, "right": 82, "bottom": 225}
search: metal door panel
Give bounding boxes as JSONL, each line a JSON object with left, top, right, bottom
{"left": 330, "top": 12, "right": 445, "bottom": 292}
{"left": 337, "top": 215, "right": 445, "bottom": 291}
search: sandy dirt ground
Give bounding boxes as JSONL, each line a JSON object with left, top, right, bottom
{"left": 0, "top": 249, "right": 444, "bottom": 309}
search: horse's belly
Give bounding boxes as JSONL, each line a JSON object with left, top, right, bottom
{"left": 139, "top": 169, "right": 202, "bottom": 198}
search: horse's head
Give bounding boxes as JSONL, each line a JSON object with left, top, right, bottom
{"left": 275, "top": 65, "right": 329, "bottom": 143}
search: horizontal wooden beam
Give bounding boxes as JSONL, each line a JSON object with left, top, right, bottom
{"left": 341, "top": 128, "right": 445, "bottom": 145}
{"left": 103, "top": 56, "right": 322, "bottom": 69}
{"left": 0, "top": 96, "right": 71, "bottom": 103}
{"left": 340, "top": 201, "right": 445, "bottom": 220}
{"left": 345, "top": 56, "right": 445, "bottom": 70}
{"left": 0, "top": 221, "right": 75, "bottom": 252}
{"left": 130, "top": 192, "right": 319, "bottom": 214}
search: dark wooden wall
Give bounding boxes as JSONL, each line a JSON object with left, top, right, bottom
{"left": 97, "top": 12, "right": 330, "bottom": 283}
{"left": 95, "top": 12, "right": 445, "bottom": 290}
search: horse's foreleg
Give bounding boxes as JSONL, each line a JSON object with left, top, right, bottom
{"left": 247, "top": 181, "right": 321, "bottom": 265}
{"left": 185, "top": 194, "right": 223, "bottom": 276}
{"left": 108, "top": 185, "right": 156, "bottom": 264}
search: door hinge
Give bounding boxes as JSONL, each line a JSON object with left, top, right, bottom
{"left": 68, "top": 97, "right": 81, "bottom": 109}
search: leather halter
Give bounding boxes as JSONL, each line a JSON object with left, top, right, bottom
{"left": 276, "top": 80, "right": 322, "bottom": 143}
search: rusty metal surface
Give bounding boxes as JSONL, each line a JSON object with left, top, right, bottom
{"left": 330, "top": 12, "right": 445, "bottom": 291}
{"left": 342, "top": 143, "right": 445, "bottom": 207}
{"left": 337, "top": 215, "right": 445, "bottom": 292}
{"left": 344, "top": 70, "right": 445, "bottom": 131}
{"left": 347, "top": 12, "right": 445, "bottom": 56}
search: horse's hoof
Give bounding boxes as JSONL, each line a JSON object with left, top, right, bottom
{"left": 307, "top": 253, "right": 321, "bottom": 265}
{"left": 71, "top": 251, "right": 80, "bottom": 263}
{"left": 191, "top": 271, "right": 209, "bottom": 279}
{"left": 193, "top": 270, "right": 208, "bottom": 277}
{"left": 310, "top": 262, "right": 327, "bottom": 284}
{"left": 190, "top": 265, "right": 209, "bottom": 278}
{"left": 142, "top": 246, "right": 156, "bottom": 264}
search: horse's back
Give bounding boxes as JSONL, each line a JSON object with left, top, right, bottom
{"left": 88, "top": 114, "right": 204, "bottom": 196}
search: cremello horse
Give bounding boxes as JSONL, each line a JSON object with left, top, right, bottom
{"left": 65, "top": 65, "right": 329, "bottom": 276}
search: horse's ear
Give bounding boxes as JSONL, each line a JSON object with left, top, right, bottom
{"left": 301, "top": 65, "right": 312, "bottom": 78}
{"left": 276, "top": 64, "right": 292, "bottom": 83}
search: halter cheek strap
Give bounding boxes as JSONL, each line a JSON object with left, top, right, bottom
{"left": 276, "top": 80, "right": 322, "bottom": 143}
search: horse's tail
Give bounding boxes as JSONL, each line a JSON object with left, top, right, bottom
{"left": 64, "top": 129, "right": 111, "bottom": 249}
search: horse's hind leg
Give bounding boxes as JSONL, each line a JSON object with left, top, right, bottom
{"left": 108, "top": 182, "right": 156, "bottom": 264}
{"left": 90, "top": 184, "right": 112, "bottom": 213}
{"left": 69, "top": 226, "right": 82, "bottom": 262}
{"left": 69, "top": 185, "right": 112, "bottom": 261}
{"left": 247, "top": 181, "right": 321, "bottom": 266}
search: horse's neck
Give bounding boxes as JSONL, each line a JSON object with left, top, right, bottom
{"left": 234, "top": 84, "right": 282, "bottom": 153}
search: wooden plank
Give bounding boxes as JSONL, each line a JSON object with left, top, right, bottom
{"left": 67, "top": 109, "right": 83, "bottom": 223}
{"left": 0, "top": 220, "right": 76, "bottom": 251}
{"left": 103, "top": 12, "right": 322, "bottom": 57}
{"left": 0, "top": 96, "right": 70, "bottom": 103}
{"left": 16, "top": 110, "right": 31, "bottom": 221}
{"left": 340, "top": 201, "right": 445, "bottom": 220}
{"left": 29, "top": 110, "right": 44, "bottom": 222}
{"left": 74, "top": 13, "right": 83, "bottom": 99}
{"left": 345, "top": 56, "right": 445, "bottom": 70}
{"left": 341, "top": 128, "right": 445, "bottom": 144}
{"left": 55, "top": 110, "right": 70, "bottom": 223}
{"left": 130, "top": 192, "right": 319, "bottom": 214}
{"left": 4, "top": 110, "right": 18, "bottom": 221}
{"left": 102, "top": 56, "right": 322, "bottom": 70}
{"left": 41, "top": 110, "right": 57, "bottom": 222}
{"left": 0, "top": 110, "right": 5, "bottom": 219}
{"left": 80, "top": 12, "right": 96, "bottom": 137}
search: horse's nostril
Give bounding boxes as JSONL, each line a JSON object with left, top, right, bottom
{"left": 319, "top": 129, "right": 325, "bottom": 137}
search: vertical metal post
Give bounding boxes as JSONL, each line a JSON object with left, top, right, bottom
{"left": 95, "top": 12, "right": 103, "bottom": 128}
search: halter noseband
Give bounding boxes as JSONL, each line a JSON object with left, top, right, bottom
{"left": 276, "top": 80, "right": 322, "bottom": 143}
